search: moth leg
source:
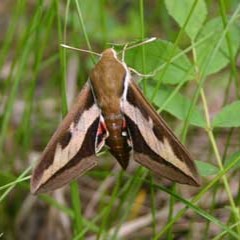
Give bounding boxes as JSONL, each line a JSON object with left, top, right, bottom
{"left": 95, "top": 115, "right": 109, "bottom": 152}
{"left": 129, "top": 67, "right": 154, "bottom": 78}
{"left": 121, "top": 43, "right": 128, "bottom": 62}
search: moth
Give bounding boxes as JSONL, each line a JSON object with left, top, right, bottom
{"left": 31, "top": 47, "right": 200, "bottom": 194}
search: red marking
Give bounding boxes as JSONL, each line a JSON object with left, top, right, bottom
{"left": 97, "top": 120, "right": 107, "bottom": 136}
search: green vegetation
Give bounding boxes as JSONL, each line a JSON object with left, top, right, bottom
{"left": 0, "top": 0, "right": 240, "bottom": 239}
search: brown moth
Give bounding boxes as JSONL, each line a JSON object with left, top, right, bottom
{"left": 31, "top": 48, "right": 200, "bottom": 194}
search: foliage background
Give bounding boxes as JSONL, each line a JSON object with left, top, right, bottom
{"left": 0, "top": 0, "right": 240, "bottom": 239}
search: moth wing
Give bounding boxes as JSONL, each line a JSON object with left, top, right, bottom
{"left": 31, "top": 82, "right": 101, "bottom": 194}
{"left": 122, "top": 80, "right": 200, "bottom": 186}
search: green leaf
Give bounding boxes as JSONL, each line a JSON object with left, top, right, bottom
{"left": 212, "top": 101, "right": 240, "bottom": 128}
{"left": 164, "top": 0, "right": 207, "bottom": 40}
{"left": 195, "top": 160, "right": 219, "bottom": 177}
{"left": 196, "top": 17, "right": 240, "bottom": 76}
{"left": 146, "top": 85, "right": 205, "bottom": 127}
{"left": 125, "top": 39, "right": 193, "bottom": 84}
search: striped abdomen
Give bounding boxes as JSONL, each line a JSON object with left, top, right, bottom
{"left": 104, "top": 113, "right": 131, "bottom": 169}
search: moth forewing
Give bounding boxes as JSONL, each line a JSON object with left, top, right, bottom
{"left": 31, "top": 82, "right": 101, "bottom": 194}
{"left": 122, "top": 80, "right": 200, "bottom": 186}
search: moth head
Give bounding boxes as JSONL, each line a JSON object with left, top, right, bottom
{"left": 101, "top": 48, "right": 118, "bottom": 59}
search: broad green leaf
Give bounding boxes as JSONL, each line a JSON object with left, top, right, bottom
{"left": 196, "top": 17, "right": 240, "bottom": 76}
{"left": 146, "top": 85, "right": 205, "bottom": 127}
{"left": 212, "top": 101, "right": 240, "bottom": 128}
{"left": 164, "top": 0, "right": 207, "bottom": 40}
{"left": 195, "top": 160, "right": 219, "bottom": 177}
{"left": 125, "top": 39, "right": 193, "bottom": 84}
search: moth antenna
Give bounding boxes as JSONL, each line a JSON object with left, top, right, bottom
{"left": 61, "top": 44, "right": 101, "bottom": 57}
{"left": 120, "top": 38, "right": 156, "bottom": 77}
{"left": 119, "top": 37, "right": 156, "bottom": 54}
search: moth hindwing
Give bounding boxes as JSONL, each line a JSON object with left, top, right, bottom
{"left": 31, "top": 48, "right": 200, "bottom": 194}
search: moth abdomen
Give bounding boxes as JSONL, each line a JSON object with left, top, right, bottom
{"left": 105, "top": 115, "right": 131, "bottom": 169}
